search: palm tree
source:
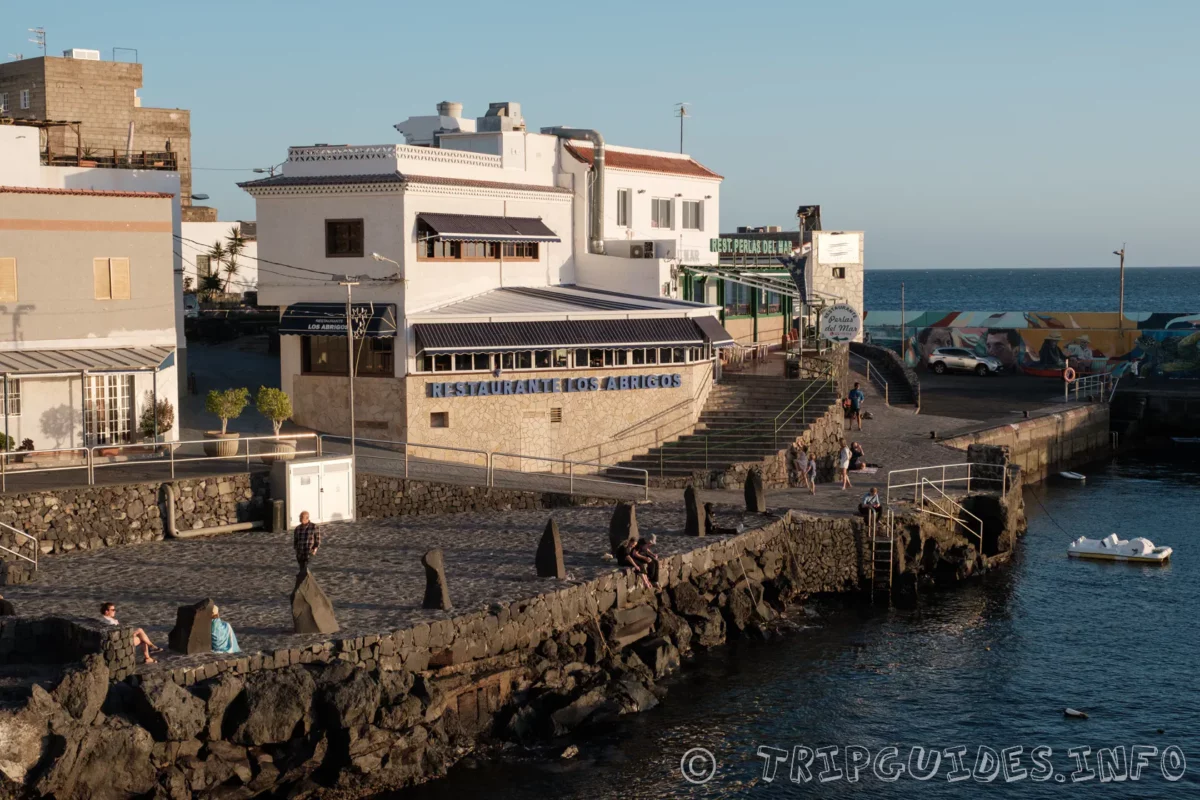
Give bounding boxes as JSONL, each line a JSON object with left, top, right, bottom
{"left": 222, "top": 226, "right": 246, "bottom": 294}
{"left": 206, "top": 240, "right": 228, "bottom": 297}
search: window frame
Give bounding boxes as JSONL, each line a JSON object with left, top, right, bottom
{"left": 4, "top": 378, "right": 20, "bottom": 417}
{"left": 650, "top": 198, "right": 673, "bottom": 229}
{"left": 93, "top": 257, "right": 131, "bottom": 301}
{"left": 18, "top": 89, "right": 30, "bottom": 110}
{"left": 616, "top": 188, "right": 631, "bottom": 227}
{"left": 681, "top": 200, "right": 702, "bottom": 230}
{"left": 301, "top": 335, "right": 395, "bottom": 378}
{"left": 0, "top": 257, "right": 16, "bottom": 303}
{"left": 0, "top": 94, "right": 8, "bottom": 113}
{"left": 324, "top": 218, "right": 365, "bottom": 258}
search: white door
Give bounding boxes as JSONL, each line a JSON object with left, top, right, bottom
{"left": 319, "top": 460, "right": 353, "bottom": 521}
{"left": 289, "top": 465, "right": 321, "bottom": 528}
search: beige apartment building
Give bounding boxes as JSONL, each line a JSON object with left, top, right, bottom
{"left": 0, "top": 52, "right": 206, "bottom": 220}
{"left": 0, "top": 187, "right": 179, "bottom": 449}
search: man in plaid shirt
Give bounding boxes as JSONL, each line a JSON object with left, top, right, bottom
{"left": 293, "top": 511, "right": 320, "bottom": 571}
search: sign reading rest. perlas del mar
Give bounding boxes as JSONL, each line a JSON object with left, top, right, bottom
{"left": 819, "top": 304, "right": 862, "bottom": 343}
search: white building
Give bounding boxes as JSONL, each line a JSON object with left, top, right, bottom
{"left": 179, "top": 220, "right": 259, "bottom": 296}
{"left": 0, "top": 123, "right": 182, "bottom": 449}
{"left": 240, "top": 100, "right": 733, "bottom": 464}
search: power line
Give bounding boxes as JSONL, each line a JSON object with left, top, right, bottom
{"left": 173, "top": 234, "right": 342, "bottom": 279}
{"left": 175, "top": 251, "right": 333, "bottom": 284}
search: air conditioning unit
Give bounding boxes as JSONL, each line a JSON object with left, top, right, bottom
{"left": 642, "top": 242, "right": 655, "bottom": 259}
{"left": 630, "top": 243, "right": 645, "bottom": 259}
{"left": 63, "top": 48, "right": 101, "bottom": 60}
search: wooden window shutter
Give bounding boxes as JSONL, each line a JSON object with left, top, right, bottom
{"left": 93, "top": 258, "right": 112, "bottom": 300}
{"left": 109, "top": 258, "right": 131, "bottom": 300}
{"left": 0, "top": 258, "right": 16, "bottom": 303}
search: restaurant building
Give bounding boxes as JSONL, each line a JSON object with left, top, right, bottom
{"left": 240, "top": 100, "right": 733, "bottom": 466}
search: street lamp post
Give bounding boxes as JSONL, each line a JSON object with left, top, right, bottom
{"left": 1113, "top": 245, "right": 1126, "bottom": 332}
{"left": 339, "top": 276, "right": 361, "bottom": 461}
{"left": 371, "top": 252, "right": 404, "bottom": 284}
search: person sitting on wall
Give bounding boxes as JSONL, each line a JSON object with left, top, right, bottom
{"left": 614, "top": 537, "right": 652, "bottom": 589}
{"left": 858, "top": 487, "right": 883, "bottom": 524}
{"left": 632, "top": 534, "right": 661, "bottom": 586}
{"left": 99, "top": 602, "right": 162, "bottom": 664}
{"left": 211, "top": 605, "right": 241, "bottom": 654}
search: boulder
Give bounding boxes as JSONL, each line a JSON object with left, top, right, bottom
{"left": 132, "top": 679, "right": 206, "bottom": 742}
{"left": 316, "top": 662, "right": 381, "bottom": 729}
{"left": 550, "top": 688, "right": 611, "bottom": 735}
{"left": 671, "top": 582, "right": 710, "bottom": 618}
{"left": 684, "top": 484, "right": 705, "bottom": 537}
{"left": 535, "top": 518, "right": 567, "bottom": 579}
{"left": 744, "top": 468, "right": 766, "bottom": 512}
{"left": 35, "top": 714, "right": 157, "bottom": 800}
{"left": 608, "top": 502, "right": 638, "bottom": 557}
{"left": 605, "top": 605, "right": 657, "bottom": 649}
{"left": 378, "top": 670, "right": 415, "bottom": 706}
{"left": 51, "top": 654, "right": 109, "bottom": 725}
{"left": 421, "top": 549, "right": 452, "bottom": 611}
{"left": 633, "top": 636, "right": 680, "bottom": 678}
{"left": 692, "top": 609, "right": 727, "bottom": 648}
{"left": 654, "top": 606, "right": 693, "bottom": 653}
{"left": 192, "top": 672, "right": 245, "bottom": 740}
{"left": 230, "top": 666, "right": 316, "bottom": 746}
{"left": 291, "top": 570, "right": 339, "bottom": 634}
{"left": 168, "top": 597, "right": 215, "bottom": 655}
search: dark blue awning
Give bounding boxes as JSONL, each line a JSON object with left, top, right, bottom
{"left": 280, "top": 303, "right": 397, "bottom": 338}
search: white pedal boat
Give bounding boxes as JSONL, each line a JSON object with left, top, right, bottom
{"left": 1068, "top": 534, "right": 1172, "bottom": 564}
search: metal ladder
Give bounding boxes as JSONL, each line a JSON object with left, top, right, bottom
{"left": 869, "top": 509, "right": 894, "bottom": 605}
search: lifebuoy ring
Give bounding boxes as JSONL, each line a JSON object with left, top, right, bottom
{"left": 1063, "top": 367, "right": 1077, "bottom": 383}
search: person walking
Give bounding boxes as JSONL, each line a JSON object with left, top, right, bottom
{"left": 293, "top": 511, "right": 321, "bottom": 573}
{"left": 795, "top": 445, "right": 816, "bottom": 495}
{"left": 837, "top": 440, "right": 853, "bottom": 490}
{"left": 848, "top": 382, "right": 866, "bottom": 431}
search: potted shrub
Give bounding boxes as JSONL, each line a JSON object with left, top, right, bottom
{"left": 14, "top": 438, "right": 33, "bottom": 464}
{"left": 255, "top": 386, "right": 295, "bottom": 464}
{"left": 139, "top": 393, "right": 176, "bottom": 444}
{"left": 203, "top": 387, "right": 249, "bottom": 457}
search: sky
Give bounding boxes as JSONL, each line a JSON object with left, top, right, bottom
{"left": 4, "top": 0, "right": 1198, "bottom": 268}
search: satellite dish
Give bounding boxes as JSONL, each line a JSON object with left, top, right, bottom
{"left": 191, "top": 193, "right": 209, "bottom": 201}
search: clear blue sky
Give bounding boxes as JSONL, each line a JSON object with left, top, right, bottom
{"left": 6, "top": 0, "right": 1198, "bottom": 268}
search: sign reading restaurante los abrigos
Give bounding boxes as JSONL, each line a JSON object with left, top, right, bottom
{"left": 429, "top": 373, "right": 682, "bottom": 398}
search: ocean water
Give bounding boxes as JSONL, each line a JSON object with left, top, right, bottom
{"left": 398, "top": 453, "right": 1200, "bottom": 798}
{"left": 864, "top": 267, "right": 1200, "bottom": 313}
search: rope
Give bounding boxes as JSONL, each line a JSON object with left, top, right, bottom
{"left": 1029, "top": 487, "right": 1072, "bottom": 536}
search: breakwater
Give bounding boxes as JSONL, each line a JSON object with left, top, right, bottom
{"left": 0, "top": 467, "right": 1023, "bottom": 798}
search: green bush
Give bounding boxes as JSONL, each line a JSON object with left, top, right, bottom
{"left": 205, "top": 387, "right": 249, "bottom": 434}
{"left": 255, "top": 386, "right": 293, "bottom": 436}
{"left": 139, "top": 392, "right": 175, "bottom": 439}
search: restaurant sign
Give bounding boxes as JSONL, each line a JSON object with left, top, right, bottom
{"left": 819, "top": 304, "right": 862, "bottom": 344}
{"left": 709, "top": 238, "right": 794, "bottom": 255}
{"left": 429, "top": 373, "right": 682, "bottom": 398}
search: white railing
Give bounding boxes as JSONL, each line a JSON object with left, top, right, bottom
{"left": 849, "top": 351, "right": 890, "bottom": 405}
{"left": 318, "top": 435, "right": 650, "bottom": 501}
{"left": 1065, "top": 371, "right": 1116, "bottom": 404}
{"left": 918, "top": 478, "right": 985, "bottom": 553}
{"left": 886, "top": 462, "right": 1008, "bottom": 504}
{"left": 0, "top": 520, "right": 36, "bottom": 572}
{"left": 286, "top": 143, "right": 504, "bottom": 169}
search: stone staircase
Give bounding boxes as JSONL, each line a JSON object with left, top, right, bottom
{"left": 609, "top": 373, "right": 839, "bottom": 486}
{"left": 851, "top": 347, "right": 918, "bottom": 407}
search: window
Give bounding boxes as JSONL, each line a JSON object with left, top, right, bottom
{"left": 4, "top": 378, "right": 20, "bottom": 417}
{"left": 302, "top": 336, "right": 394, "bottom": 377}
{"left": 550, "top": 407, "right": 562, "bottom": 423}
{"left": 758, "top": 290, "right": 782, "bottom": 315}
{"left": 85, "top": 375, "right": 134, "bottom": 445}
{"left": 194, "top": 255, "right": 212, "bottom": 278}
{"left": 616, "top": 189, "right": 631, "bottom": 226}
{"left": 651, "top": 198, "right": 673, "bottom": 229}
{"left": 501, "top": 242, "right": 538, "bottom": 260}
{"left": 421, "top": 240, "right": 538, "bottom": 261}
{"left": 93, "top": 258, "right": 131, "bottom": 300}
{"left": 430, "top": 412, "right": 449, "bottom": 428}
{"left": 723, "top": 280, "right": 751, "bottom": 316}
{"left": 832, "top": 267, "right": 846, "bottom": 279}
{"left": 0, "top": 94, "right": 7, "bottom": 113}
{"left": 19, "top": 89, "right": 30, "bottom": 110}
{"left": 682, "top": 200, "right": 702, "bottom": 230}
{"left": 325, "top": 219, "right": 364, "bottom": 258}
{"left": 0, "top": 258, "right": 16, "bottom": 302}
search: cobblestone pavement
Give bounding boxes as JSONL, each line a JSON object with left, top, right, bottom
{"left": 4, "top": 502, "right": 768, "bottom": 661}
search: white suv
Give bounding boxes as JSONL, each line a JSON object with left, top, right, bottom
{"left": 928, "top": 347, "right": 1003, "bottom": 376}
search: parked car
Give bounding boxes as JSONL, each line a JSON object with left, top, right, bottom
{"left": 183, "top": 293, "right": 200, "bottom": 319}
{"left": 928, "top": 347, "right": 1003, "bottom": 376}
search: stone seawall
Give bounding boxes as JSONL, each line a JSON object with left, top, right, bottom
{"left": 0, "top": 488, "right": 1025, "bottom": 798}
{"left": 941, "top": 404, "right": 1110, "bottom": 484}
{"left": 355, "top": 474, "right": 617, "bottom": 518}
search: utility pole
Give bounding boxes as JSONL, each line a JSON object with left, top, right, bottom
{"left": 900, "top": 282, "right": 906, "bottom": 359}
{"left": 1112, "top": 244, "right": 1126, "bottom": 333}
{"left": 339, "top": 277, "right": 361, "bottom": 461}
{"left": 674, "top": 103, "right": 690, "bottom": 153}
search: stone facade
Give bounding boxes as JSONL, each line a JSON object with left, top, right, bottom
{"left": 355, "top": 474, "right": 616, "bottom": 519}
{"left": 0, "top": 474, "right": 268, "bottom": 557}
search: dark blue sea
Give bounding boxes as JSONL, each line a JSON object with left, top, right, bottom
{"left": 398, "top": 453, "right": 1200, "bottom": 798}
{"left": 864, "top": 267, "right": 1200, "bottom": 312}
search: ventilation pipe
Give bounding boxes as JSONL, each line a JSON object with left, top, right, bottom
{"left": 541, "top": 127, "right": 605, "bottom": 255}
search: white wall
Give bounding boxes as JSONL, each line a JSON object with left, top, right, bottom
{"left": 180, "top": 221, "right": 259, "bottom": 293}
{"left": 0, "top": 127, "right": 42, "bottom": 186}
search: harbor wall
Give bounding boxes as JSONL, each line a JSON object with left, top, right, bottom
{"left": 941, "top": 404, "right": 1110, "bottom": 483}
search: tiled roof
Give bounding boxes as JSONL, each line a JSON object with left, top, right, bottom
{"left": 413, "top": 317, "right": 732, "bottom": 353}
{"left": 563, "top": 144, "right": 722, "bottom": 180}
{"left": 237, "top": 172, "right": 571, "bottom": 194}
{"left": 0, "top": 186, "right": 174, "bottom": 199}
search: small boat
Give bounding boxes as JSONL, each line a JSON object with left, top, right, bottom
{"left": 1058, "top": 471, "right": 1086, "bottom": 482}
{"left": 1068, "top": 534, "right": 1172, "bottom": 564}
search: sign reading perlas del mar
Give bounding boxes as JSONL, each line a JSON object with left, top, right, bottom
{"left": 428, "top": 373, "right": 683, "bottom": 398}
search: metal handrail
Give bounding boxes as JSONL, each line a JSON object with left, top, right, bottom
{"left": 849, "top": 351, "right": 890, "bottom": 405}
{"left": 0, "top": 446, "right": 92, "bottom": 492}
{"left": 1065, "top": 370, "right": 1116, "bottom": 404}
{"left": 918, "top": 478, "right": 985, "bottom": 553}
{"left": 489, "top": 451, "right": 650, "bottom": 501}
{"left": 0, "top": 520, "right": 37, "bottom": 571}
{"left": 886, "top": 461, "right": 1008, "bottom": 504}
{"left": 318, "top": 435, "right": 490, "bottom": 482}
{"left": 90, "top": 433, "right": 321, "bottom": 481}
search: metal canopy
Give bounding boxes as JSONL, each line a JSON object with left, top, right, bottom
{"left": 417, "top": 212, "right": 561, "bottom": 242}
{"left": 280, "top": 303, "right": 398, "bottom": 338}
{"left": 0, "top": 345, "right": 174, "bottom": 375}
{"left": 681, "top": 265, "right": 846, "bottom": 305}
{"left": 413, "top": 316, "right": 730, "bottom": 354}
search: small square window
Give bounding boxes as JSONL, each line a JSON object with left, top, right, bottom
{"left": 430, "top": 412, "right": 449, "bottom": 428}
{"left": 550, "top": 407, "right": 562, "bottom": 423}
{"left": 832, "top": 267, "right": 846, "bottom": 279}
{"left": 325, "top": 219, "right": 364, "bottom": 258}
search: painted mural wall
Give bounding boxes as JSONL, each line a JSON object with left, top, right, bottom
{"left": 862, "top": 311, "right": 1200, "bottom": 380}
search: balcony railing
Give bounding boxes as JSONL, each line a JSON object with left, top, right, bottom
{"left": 42, "top": 150, "right": 179, "bottom": 171}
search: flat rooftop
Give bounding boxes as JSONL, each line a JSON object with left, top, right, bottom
{"left": 413, "top": 285, "right": 715, "bottom": 320}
